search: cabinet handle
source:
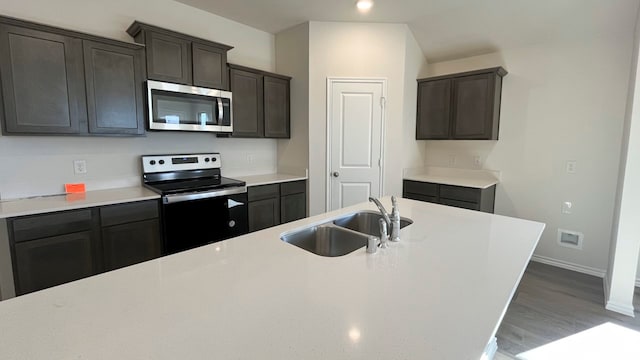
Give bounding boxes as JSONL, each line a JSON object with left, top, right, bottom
{"left": 332, "top": 172, "right": 340, "bottom": 178}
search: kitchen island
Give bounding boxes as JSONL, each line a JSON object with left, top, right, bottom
{"left": 0, "top": 197, "right": 544, "bottom": 359}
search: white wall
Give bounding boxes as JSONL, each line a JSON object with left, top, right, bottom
{"left": 275, "top": 23, "right": 310, "bottom": 173}
{"left": 424, "top": 34, "right": 633, "bottom": 275}
{"left": 606, "top": 6, "right": 640, "bottom": 314}
{"left": 402, "top": 30, "right": 430, "bottom": 170}
{"left": 0, "top": 0, "right": 277, "bottom": 199}
{"left": 307, "top": 22, "right": 428, "bottom": 215}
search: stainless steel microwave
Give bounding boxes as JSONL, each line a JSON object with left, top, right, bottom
{"left": 146, "top": 80, "right": 233, "bottom": 133}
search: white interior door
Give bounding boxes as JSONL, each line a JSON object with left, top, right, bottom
{"left": 327, "top": 79, "right": 385, "bottom": 211}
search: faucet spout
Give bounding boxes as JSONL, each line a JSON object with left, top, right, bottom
{"left": 368, "top": 197, "right": 391, "bottom": 229}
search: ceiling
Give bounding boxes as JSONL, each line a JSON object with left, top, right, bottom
{"left": 176, "top": 0, "right": 640, "bottom": 62}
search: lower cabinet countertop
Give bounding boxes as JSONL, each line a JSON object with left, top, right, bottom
{"left": 234, "top": 173, "right": 307, "bottom": 187}
{"left": 404, "top": 173, "right": 498, "bottom": 189}
{"left": 0, "top": 197, "right": 544, "bottom": 359}
{"left": 0, "top": 187, "right": 160, "bottom": 219}
{"left": 403, "top": 167, "right": 500, "bottom": 189}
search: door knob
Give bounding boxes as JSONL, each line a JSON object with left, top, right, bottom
{"left": 332, "top": 171, "right": 340, "bottom": 178}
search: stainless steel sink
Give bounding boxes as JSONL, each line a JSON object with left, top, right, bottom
{"left": 281, "top": 224, "right": 370, "bottom": 257}
{"left": 333, "top": 210, "right": 413, "bottom": 237}
{"left": 281, "top": 210, "right": 414, "bottom": 257}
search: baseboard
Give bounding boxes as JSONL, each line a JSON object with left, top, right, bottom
{"left": 483, "top": 336, "right": 498, "bottom": 360}
{"left": 531, "top": 255, "right": 640, "bottom": 289}
{"left": 605, "top": 300, "right": 636, "bottom": 317}
{"left": 530, "top": 255, "right": 607, "bottom": 278}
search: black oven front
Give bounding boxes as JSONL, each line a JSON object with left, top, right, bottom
{"left": 161, "top": 189, "right": 248, "bottom": 255}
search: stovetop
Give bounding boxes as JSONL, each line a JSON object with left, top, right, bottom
{"left": 141, "top": 153, "right": 246, "bottom": 196}
{"left": 144, "top": 176, "right": 245, "bottom": 195}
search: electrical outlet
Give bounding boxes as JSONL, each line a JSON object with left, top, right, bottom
{"left": 566, "top": 160, "right": 577, "bottom": 174}
{"left": 473, "top": 156, "right": 482, "bottom": 168}
{"left": 562, "top": 201, "right": 572, "bottom": 214}
{"left": 73, "top": 160, "right": 87, "bottom": 174}
{"left": 448, "top": 155, "right": 457, "bottom": 166}
{"left": 246, "top": 154, "right": 255, "bottom": 164}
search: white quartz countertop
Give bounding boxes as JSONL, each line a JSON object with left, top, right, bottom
{"left": 404, "top": 167, "right": 500, "bottom": 189}
{"left": 0, "top": 187, "right": 160, "bottom": 219}
{"left": 235, "top": 173, "right": 307, "bottom": 187}
{"left": 0, "top": 198, "right": 544, "bottom": 359}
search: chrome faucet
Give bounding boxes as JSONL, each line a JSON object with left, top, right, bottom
{"left": 369, "top": 197, "right": 391, "bottom": 229}
{"left": 369, "top": 196, "right": 401, "bottom": 244}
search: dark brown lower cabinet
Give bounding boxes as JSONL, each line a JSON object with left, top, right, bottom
{"left": 248, "top": 180, "right": 307, "bottom": 232}
{"left": 102, "top": 219, "right": 161, "bottom": 271}
{"left": 8, "top": 199, "right": 161, "bottom": 296}
{"left": 14, "top": 231, "right": 96, "bottom": 295}
{"left": 281, "top": 193, "right": 306, "bottom": 224}
{"left": 248, "top": 198, "right": 280, "bottom": 232}
{"left": 280, "top": 180, "right": 306, "bottom": 224}
{"left": 403, "top": 180, "right": 496, "bottom": 213}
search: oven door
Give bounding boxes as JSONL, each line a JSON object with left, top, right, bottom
{"left": 147, "top": 80, "right": 232, "bottom": 133}
{"left": 161, "top": 192, "right": 248, "bottom": 255}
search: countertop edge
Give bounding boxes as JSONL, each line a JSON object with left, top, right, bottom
{"left": 235, "top": 173, "right": 308, "bottom": 187}
{"left": 0, "top": 187, "right": 161, "bottom": 219}
{"left": 403, "top": 175, "right": 499, "bottom": 189}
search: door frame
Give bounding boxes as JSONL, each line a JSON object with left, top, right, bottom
{"left": 325, "top": 77, "right": 387, "bottom": 211}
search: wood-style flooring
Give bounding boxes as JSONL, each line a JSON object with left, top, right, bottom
{"left": 495, "top": 261, "right": 640, "bottom": 359}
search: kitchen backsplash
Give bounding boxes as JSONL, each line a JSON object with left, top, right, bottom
{"left": 0, "top": 132, "right": 277, "bottom": 200}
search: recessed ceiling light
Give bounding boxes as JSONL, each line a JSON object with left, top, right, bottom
{"left": 356, "top": 0, "right": 374, "bottom": 12}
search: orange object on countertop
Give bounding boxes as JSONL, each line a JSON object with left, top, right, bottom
{"left": 64, "top": 183, "right": 86, "bottom": 193}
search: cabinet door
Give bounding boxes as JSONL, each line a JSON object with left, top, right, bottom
{"left": 145, "top": 31, "right": 192, "bottom": 85}
{"left": 0, "top": 24, "right": 87, "bottom": 134}
{"left": 192, "top": 42, "right": 228, "bottom": 90}
{"left": 248, "top": 198, "right": 280, "bottom": 232}
{"left": 263, "top": 76, "right": 290, "bottom": 138}
{"left": 230, "top": 68, "right": 263, "bottom": 137}
{"left": 14, "top": 231, "right": 95, "bottom": 295}
{"left": 416, "top": 79, "right": 451, "bottom": 139}
{"left": 281, "top": 193, "right": 306, "bottom": 224}
{"left": 452, "top": 73, "right": 495, "bottom": 139}
{"left": 102, "top": 219, "right": 161, "bottom": 271}
{"left": 83, "top": 40, "right": 145, "bottom": 135}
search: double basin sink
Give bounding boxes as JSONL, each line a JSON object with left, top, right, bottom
{"left": 280, "top": 211, "right": 413, "bottom": 257}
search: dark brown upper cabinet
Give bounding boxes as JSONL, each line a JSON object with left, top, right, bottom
{"left": 0, "top": 23, "right": 87, "bottom": 134}
{"left": 127, "top": 22, "right": 232, "bottom": 90}
{"left": 228, "top": 64, "right": 291, "bottom": 138}
{"left": 230, "top": 67, "right": 264, "bottom": 137}
{"left": 416, "top": 67, "right": 507, "bottom": 140}
{"left": 264, "top": 76, "right": 290, "bottom": 138}
{"left": 83, "top": 40, "right": 145, "bottom": 135}
{"left": 0, "top": 15, "right": 146, "bottom": 136}
{"left": 192, "top": 42, "right": 228, "bottom": 90}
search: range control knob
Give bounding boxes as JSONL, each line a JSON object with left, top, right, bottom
{"left": 228, "top": 220, "right": 236, "bottom": 228}
{"left": 150, "top": 160, "right": 156, "bottom": 165}
{"left": 204, "top": 158, "right": 210, "bottom": 162}
{"left": 212, "top": 157, "right": 217, "bottom": 162}
{"left": 159, "top": 160, "right": 165, "bottom": 165}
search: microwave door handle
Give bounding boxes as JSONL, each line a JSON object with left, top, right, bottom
{"left": 217, "top": 98, "right": 223, "bottom": 123}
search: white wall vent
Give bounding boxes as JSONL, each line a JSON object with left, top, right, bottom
{"left": 557, "top": 229, "right": 584, "bottom": 250}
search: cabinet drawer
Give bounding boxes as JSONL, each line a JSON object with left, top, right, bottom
{"left": 280, "top": 180, "right": 305, "bottom": 196}
{"left": 403, "top": 180, "right": 438, "bottom": 197}
{"left": 14, "top": 230, "right": 95, "bottom": 295}
{"left": 11, "top": 209, "right": 93, "bottom": 243}
{"left": 100, "top": 200, "right": 159, "bottom": 227}
{"left": 439, "top": 185, "right": 481, "bottom": 203}
{"left": 440, "top": 198, "right": 480, "bottom": 211}
{"left": 248, "top": 184, "right": 280, "bottom": 201}
{"left": 404, "top": 192, "right": 438, "bottom": 204}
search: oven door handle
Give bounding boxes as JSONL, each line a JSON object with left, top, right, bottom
{"left": 162, "top": 186, "right": 247, "bottom": 204}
